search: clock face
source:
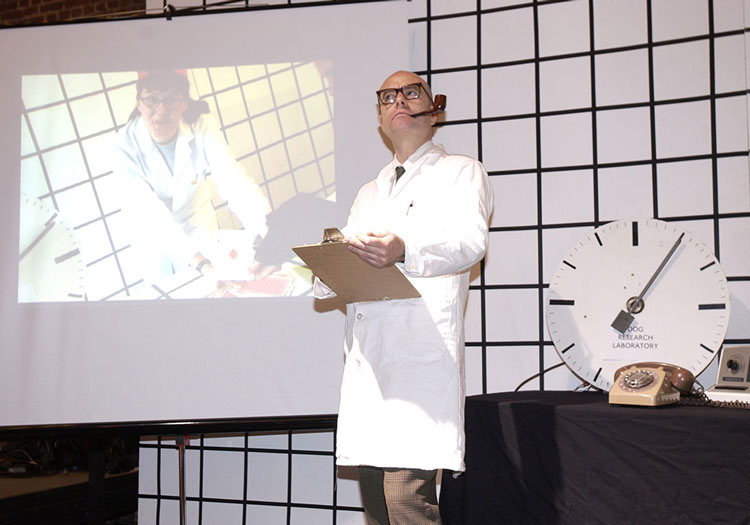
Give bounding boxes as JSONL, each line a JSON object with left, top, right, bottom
{"left": 546, "top": 219, "right": 730, "bottom": 391}
{"left": 18, "top": 195, "right": 86, "bottom": 302}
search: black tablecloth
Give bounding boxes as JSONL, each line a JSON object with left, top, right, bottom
{"left": 440, "top": 391, "right": 750, "bottom": 524}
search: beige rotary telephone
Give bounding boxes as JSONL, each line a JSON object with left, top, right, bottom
{"left": 608, "top": 362, "right": 695, "bottom": 407}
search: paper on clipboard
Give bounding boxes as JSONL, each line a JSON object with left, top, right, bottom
{"left": 292, "top": 229, "right": 420, "bottom": 304}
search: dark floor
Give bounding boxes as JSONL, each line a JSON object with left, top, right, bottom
{"left": 1, "top": 438, "right": 139, "bottom": 523}
{"left": 0, "top": 469, "right": 138, "bottom": 524}
{"left": 105, "top": 511, "right": 138, "bottom": 524}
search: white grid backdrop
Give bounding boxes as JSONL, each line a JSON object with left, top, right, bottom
{"left": 139, "top": 1, "right": 750, "bottom": 524}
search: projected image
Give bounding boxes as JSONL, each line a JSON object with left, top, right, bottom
{"left": 19, "top": 63, "right": 335, "bottom": 302}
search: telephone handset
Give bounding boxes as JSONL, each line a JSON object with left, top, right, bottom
{"left": 608, "top": 362, "right": 695, "bottom": 406}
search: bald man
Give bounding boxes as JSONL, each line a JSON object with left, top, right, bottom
{"left": 315, "top": 71, "right": 493, "bottom": 524}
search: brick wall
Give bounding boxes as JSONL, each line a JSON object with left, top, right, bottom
{"left": 1, "top": 0, "right": 147, "bottom": 27}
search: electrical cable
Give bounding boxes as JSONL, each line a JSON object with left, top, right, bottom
{"left": 514, "top": 361, "right": 566, "bottom": 392}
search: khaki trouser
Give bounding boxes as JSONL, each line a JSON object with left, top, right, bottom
{"left": 358, "top": 466, "right": 442, "bottom": 525}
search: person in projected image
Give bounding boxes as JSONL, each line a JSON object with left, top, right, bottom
{"left": 112, "top": 69, "right": 277, "bottom": 294}
{"left": 313, "top": 71, "right": 493, "bottom": 524}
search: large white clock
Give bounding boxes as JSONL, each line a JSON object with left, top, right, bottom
{"left": 546, "top": 219, "right": 730, "bottom": 391}
{"left": 18, "top": 194, "right": 86, "bottom": 302}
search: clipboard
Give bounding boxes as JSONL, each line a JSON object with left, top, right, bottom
{"left": 292, "top": 229, "right": 420, "bottom": 303}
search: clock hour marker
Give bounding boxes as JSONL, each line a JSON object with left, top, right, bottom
{"left": 550, "top": 299, "right": 575, "bottom": 306}
{"left": 594, "top": 232, "right": 602, "bottom": 246}
{"left": 700, "top": 344, "right": 715, "bottom": 354}
{"left": 19, "top": 220, "right": 56, "bottom": 261}
{"left": 700, "top": 261, "right": 716, "bottom": 271}
{"left": 698, "top": 303, "right": 726, "bottom": 310}
{"left": 561, "top": 343, "right": 575, "bottom": 354}
{"left": 563, "top": 260, "right": 576, "bottom": 269}
{"left": 632, "top": 222, "right": 639, "bottom": 246}
{"left": 593, "top": 367, "right": 602, "bottom": 382}
{"left": 55, "top": 248, "right": 81, "bottom": 264}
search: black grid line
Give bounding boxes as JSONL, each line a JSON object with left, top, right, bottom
{"left": 532, "top": 0, "right": 545, "bottom": 391}
{"left": 242, "top": 433, "right": 249, "bottom": 524}
{"left": 156, "top": 435, "right": 162, "bottom": 525}
{"left": 474, "top": 0, "right": 489, "bottom": 396}
{"left": 198, "top": 435, "right": 205, "bottom": 524}
{"left": 588, "top": 0, "right": 600, "bottom": 227}
{"left": 708, "top": 0, "right": 721, "bottom": 258}
{"left": 647, "top": 0, "right": 660, "bottom": 220}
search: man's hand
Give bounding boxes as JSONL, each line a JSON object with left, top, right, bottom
{"left": 249, "top": 261, "right": 281, "bottom": 280}
{"left": 346, "top": 231, "right": 405, "bottom": 268}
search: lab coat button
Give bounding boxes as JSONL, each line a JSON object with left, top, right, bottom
{"left": 356, "top": 313, "right": 363, "bottom": 320}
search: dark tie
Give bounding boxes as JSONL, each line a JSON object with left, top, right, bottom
{"left": 395, "top": 165, "right": 405, "bottom": 182}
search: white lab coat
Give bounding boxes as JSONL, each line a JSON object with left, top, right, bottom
{"left": 316, "top": 142, "right": 493, "bottom": 471}
{"left": 112, "top": 114, "right": 268, "bottom": 281}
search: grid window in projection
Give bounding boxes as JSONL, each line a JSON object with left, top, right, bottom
{"left": 19, "top": 62, "right": 333, "bottom": 302}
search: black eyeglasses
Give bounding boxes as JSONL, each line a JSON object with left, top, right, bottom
{"left": 138, "top": 93, "right": 184, "bottom": 110}
{"left": 376, "top": 83, "right": 429, "bottom": 105}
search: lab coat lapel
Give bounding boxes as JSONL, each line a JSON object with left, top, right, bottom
{"left": 173, "top": 122, "right": 194, "bottom": 184}
{"left": 134, "top": 118, "right": 173, "bottom": 195}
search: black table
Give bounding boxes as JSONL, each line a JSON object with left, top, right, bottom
{"left": 440, "top": 391, "right": 750, "bottom": 524}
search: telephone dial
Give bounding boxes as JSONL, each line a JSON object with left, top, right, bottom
{"left": 608, "top": 362, "right": 695, "bottom": 406}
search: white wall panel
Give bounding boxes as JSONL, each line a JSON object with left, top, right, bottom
{"left": 597, "top": 165, "right": 654, "bottom": 221}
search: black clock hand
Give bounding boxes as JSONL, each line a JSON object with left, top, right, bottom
{"left": 611, "top": 231, "right": 685, "bottom": 334}
{"left": 19, "top": 218, "right": 56, "bottom": 262}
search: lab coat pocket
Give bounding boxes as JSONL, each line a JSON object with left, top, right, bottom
{"left": 384, "top": 299, "right": 445, "bottom": 362}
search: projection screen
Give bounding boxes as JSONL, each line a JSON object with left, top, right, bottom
{"left": 0, "top": 1, "right": 408, "bottom": 426}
